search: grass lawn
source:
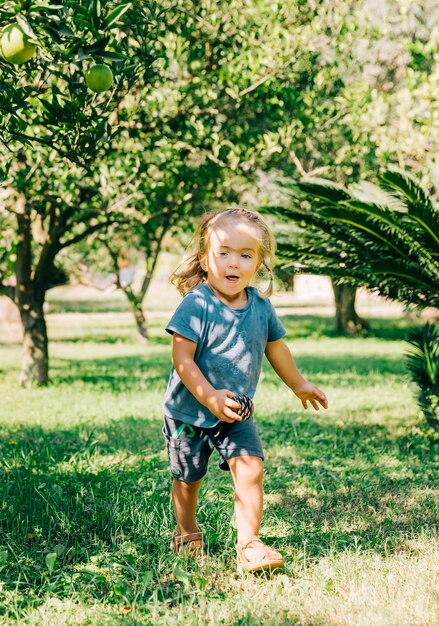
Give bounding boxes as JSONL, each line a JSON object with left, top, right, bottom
{"left": 0, "top": 301, "right": 438, "bottom": 625}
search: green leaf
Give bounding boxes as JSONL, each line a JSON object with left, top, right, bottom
{"left": 113, "top": 580, "right": 129, "bottom": 597}
{"left": 104, "top": 3, "right": 132, "bottom": 30}
{"left": 58, "top": 25, "right": 76, "bottom": 38}
{"left": 95, "top": 0, "right": 102, "bottom": 18}
{"left": 141, "top": 570, "right": 154, "bottom": 585}
{"left": 98, "top": 50, "right": 124, "bottom": 62}
{"left": 40, "top": 99, "right": 59, "bottom": 119}
{"left": 53, "top": 544, "right": 66, "bottom": 556}
{"left": 379, "top": 168, "right": 439, "bottom": 247}
{"left": 405, "top": 323, "right": 439, "bottom": 429}
{"left": 68, "top": 2, "right": 90, "bottom": 20}
{"left": 14, "top": 15, "right": 37, "bottom": 40}
{"left": 30, "top": 4, "right": 64, "bottom": 10}
{"left": 173, "top": 562, "right": 191, "bottom": 587}
{"left": 45, "top": 552, "right": 57, "bottom": 573}
{"left": 194, "top": 576, "right": 208, "bottom": 590}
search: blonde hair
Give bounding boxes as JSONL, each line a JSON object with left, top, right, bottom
{"left": 171, "top": 207, "right": 276, "bottom": 297}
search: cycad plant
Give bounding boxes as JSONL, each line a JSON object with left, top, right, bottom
{"left": 405, "top": 324, "right": 439, "bottom": 429}
{"left": 263, "top": 167, "right": 439, "bottom": 428}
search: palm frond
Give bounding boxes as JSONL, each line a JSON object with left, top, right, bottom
{"left": 307, "top": 198, "right": 438, "bottom": 280}
{"left": 317, "top": 204, "right": 412, "bottom": 259}
{"left": 350, "top": 181, "right": 408, "bottom": 212}
{"left": 342, "top": 199, "right": 439, "bottom": 272}
{"left": 296, "top": 178, "right": 351, "bottom": 204}
{"left": 405, "top": 323, "right": 439, "bottom": 429}
{"left": 267, "top": 168, "right": 439, "bottom": 310}
{"left": 367, "top": 261, "right": 439, "bottom": 308}
{"left": 379, "top": 168, "right": 439, "bottom": 248}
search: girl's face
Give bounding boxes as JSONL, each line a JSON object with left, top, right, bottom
{"left": 200, "top": 218, "right": 261, "bottom": 307}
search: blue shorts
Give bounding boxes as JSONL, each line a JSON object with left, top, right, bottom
{"left": 162, "top": 415, "right": 264, "bottom": 483}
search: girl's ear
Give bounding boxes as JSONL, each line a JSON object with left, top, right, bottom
{"left": 199, "top": 254, "right": 207, "bottom": 272}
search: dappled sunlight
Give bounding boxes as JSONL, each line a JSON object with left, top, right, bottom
{"left": 18, "top": 599, "right": 122, "bottom": 626}
{"left": 54, "top": 449, "right": 165, "bottom": 475}
{"left": 291, "top": 549, "right": 438, "bottom": 626}
{"left": 0, "top": 415, "right": 166, "bottom": 464}
{"left": 279, "top": 314, "right": 421, "bottom": 343}
{"left": 0, "top": 310, "right": 437, "bottom": 625}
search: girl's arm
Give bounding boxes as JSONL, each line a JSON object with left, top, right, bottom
{"left": 172, "top": 333, "right": 241, "bottom": 422}
{"left": 265, "top": 338, "right": 328, "bottom": 411}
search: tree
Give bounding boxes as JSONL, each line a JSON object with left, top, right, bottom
{"left": 72, "top": 0, "right": 439, "bottom": 338}
{"left": 0, "top": 149, "right": 164, "bottom": 384}
{"left": 0, "top": 0, "right": 164, "bottom": 385}
{"left": 59, "top": 0, "right": 338, "bottom": 339}
{"left": 0, "top": 0, "right": 162, "bottom": 168}
{"left": 247, "top": 0, "right": 439, "bottom": 331}
{"left": 3, "top": 0, "right": 439, "bottom": 383}
{"left": 264, "top": 167, "right": 439, "bottom": 426}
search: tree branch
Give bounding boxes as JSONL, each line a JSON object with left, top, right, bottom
{"left": 33, "top": 238, "right": 62, "bottom": 294}
{"left": 74, "top": 263, "right": 116, "bottom": 292}
{"left": 58, "top": 219, "right": 123, "bottom": 249}
{"left": 288, "top": 149, "right": 331, "bottom": 178}
{"left": 8, "top": 132, "right": 92, "bottom": 172}
{"left": 237, "top": 58, "right": 295, "bottom": 98}
{"left": 0, "top": 282, "right": 15, "bottom": 300}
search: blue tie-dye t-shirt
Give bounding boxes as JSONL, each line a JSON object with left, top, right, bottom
{"left": 163, "top": 282, "right": 286, "bottom": 428}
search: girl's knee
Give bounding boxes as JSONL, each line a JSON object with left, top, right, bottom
{"left": 173, "top": 477, "right": 203, "bottom": 491}
{"left": 228, "top": 455, "right": 263, "bottom": 483}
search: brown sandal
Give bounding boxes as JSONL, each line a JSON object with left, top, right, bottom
{"left": 237, "top": 536, "right": 285, "bottom": 572}
{"left": 170, "top": 531, "right": 204, "bottom": 557}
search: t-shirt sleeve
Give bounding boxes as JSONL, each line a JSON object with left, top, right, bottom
{"left": 165, "top": 290, "right": 204, "bottom": 344}
{"left": 267, "top": 299, "right": 287, "bottom": 342}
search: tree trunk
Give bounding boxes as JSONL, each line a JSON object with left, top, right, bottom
{"left": 13, "top": 195, "right": 50, "bottom": 386}
{"left": 125, "top": 289, "right": 149, "bottom": 342}
{"left": 18, "top": 297, "right": 49, "bottom": 386}
{"left": 332, "top": 281, "right": 370, "bottom": 335}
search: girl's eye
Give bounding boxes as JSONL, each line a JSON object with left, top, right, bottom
{"left": 242, "top": 254, "right": 252, "bottom": 259}
{"left": 219, "top": 251, "right": 228, "bottom": 256}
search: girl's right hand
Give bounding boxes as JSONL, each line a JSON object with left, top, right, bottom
{"left": 206, "top": 390, "right": 242, "bottom": 423}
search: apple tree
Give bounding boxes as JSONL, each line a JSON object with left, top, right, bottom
{"left": 0, "top": 0, "right": 164, "bottom": 167}
{"left": 0, "top": 0, "right": 165, "bottom": 385}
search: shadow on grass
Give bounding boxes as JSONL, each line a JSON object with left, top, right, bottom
{"left": 47, "top": 348, "right": 408, "bottom": 395}
{"left": 49, "top": 333, "right": 170, "bottom": 347}
{"left": 0, "top": 407, "right": 437, "bottom": 619}
{"left": 43, "top": 314, "right": 420, "bottom": 346}
{"left": 47, "top": 298, "right": 130, "bottom": 314}
{"left": 280, "top": 314, "right": 421, "bottom": 342}
{"left": 263, "top": 353, "right": 408, "bottom": 383}
{"left": 259, "top": 413, "right": 438, "bottom": 559}
{"left": 0, "top": 317, "right": 436, "bottom": 619}
{"left": 1, "top": 411, "right": 437, "bottom": 549}
{"left": 49, "top": 353, "right": 170, "bottom": 393}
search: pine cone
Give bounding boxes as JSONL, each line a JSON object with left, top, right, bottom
{"left": 232, "top": 394, "right": 254, "bottom": 421}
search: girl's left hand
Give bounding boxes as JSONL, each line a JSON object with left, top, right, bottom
{"left": 293, "top": 381, "right": 328, "bottom": 411}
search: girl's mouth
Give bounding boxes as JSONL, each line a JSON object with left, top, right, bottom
{"left": 226, "top": 275, "right": 239, "bottom": 282}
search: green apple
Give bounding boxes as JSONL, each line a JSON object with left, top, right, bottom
{"left": 0, "top": 24, "right": 37, "bottom": 64}
{"left": 85, "top": 64, "right": 114, "bottom": 93}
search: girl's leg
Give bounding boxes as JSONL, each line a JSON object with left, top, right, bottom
{"left": 171, "top": 477, "right": 203, "bottom": 536}
{"left": 227, "top": 455, "right": 263, "bottom": 542}
{"left": 228, "top": 455, "right": 284, "bottom": 570}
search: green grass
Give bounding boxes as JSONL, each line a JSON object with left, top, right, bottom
{"left": 0, "top": 308, "right": 438, "bottom": 625}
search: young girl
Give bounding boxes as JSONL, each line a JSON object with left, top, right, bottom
{"left": 163, "top": 208, "right": 328, "bottom": 572}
